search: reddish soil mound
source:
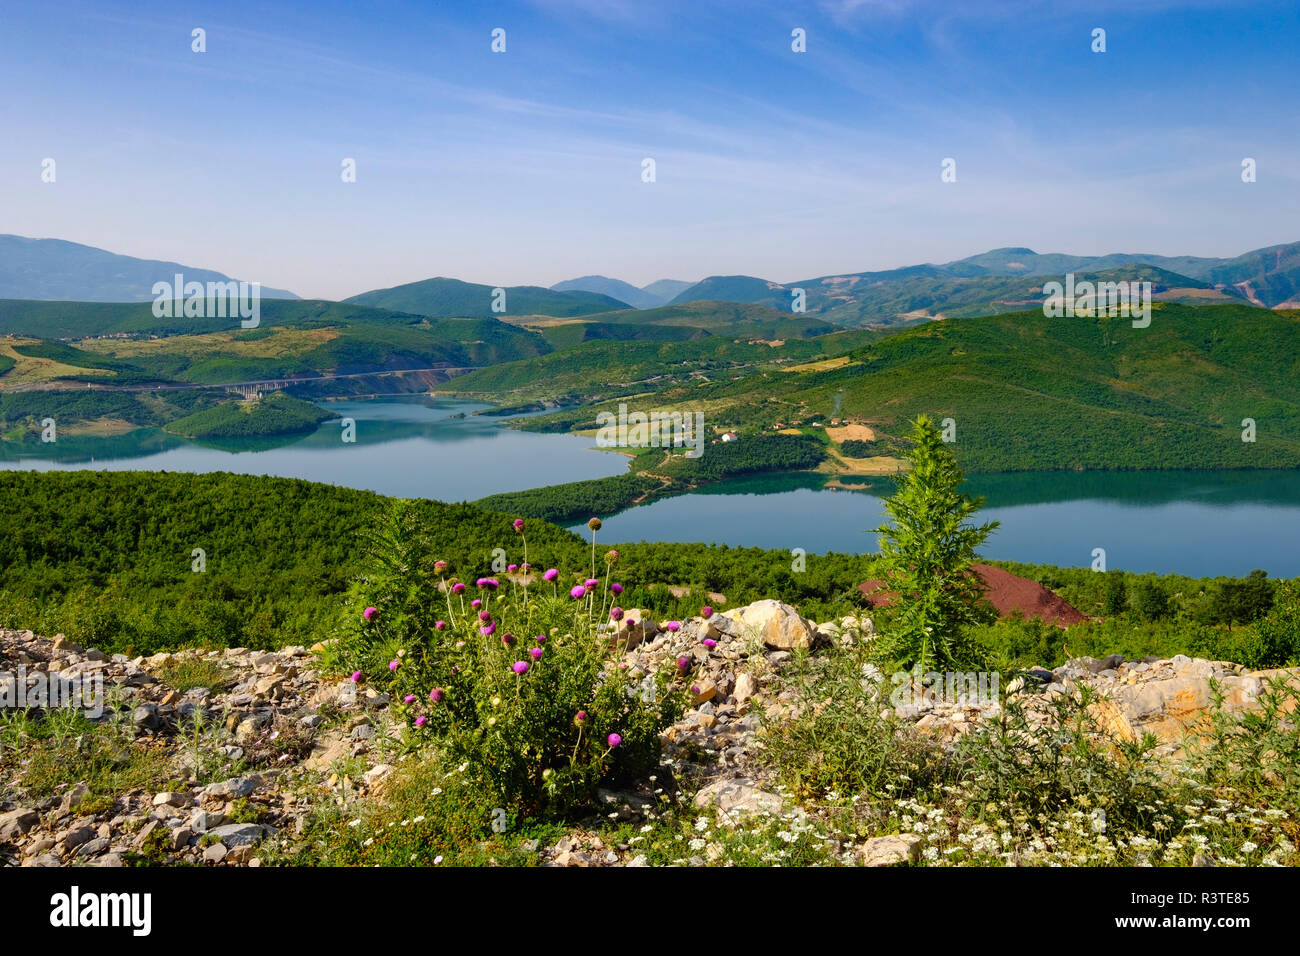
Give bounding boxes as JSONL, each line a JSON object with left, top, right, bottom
{"left": 858, "top": 563, "right": 1087, "bottom": 628}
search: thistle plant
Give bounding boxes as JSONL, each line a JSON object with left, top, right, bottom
{"left": 336, "top": 508, "right": 685, "bottom": 816}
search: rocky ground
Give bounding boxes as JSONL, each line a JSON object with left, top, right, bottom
{"left": 1, "top": 601, "right": 1295, "bottom": 867}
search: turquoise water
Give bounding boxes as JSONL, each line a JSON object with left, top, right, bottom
{"left": 0, "top": 396, "right": 628, "bottom": 502}
{"left": 5, "top": 396, "right": 1298, "bottom": 576}
{"left": 567, "top": 470, "right": 1300, "bottom": 577}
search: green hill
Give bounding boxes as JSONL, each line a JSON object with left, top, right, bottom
{"left": 483, "top": 302, "right": 1300, "bottom": 474}
{"left": 689, "top": 303, "right": 1300, "bottom": 471}
{"left": 0, "top": 310, "right": 551, "bottom": 390}
{"left": 0, "top": 297, "right": 437, "bottom": 339}
{"left": 667, "top": 276, "right": 790, "bottom": 309}
{"left": 345, "top": 277, "right": 630, "bottom": 317}
{"left": 163, "top": 392, "right": 337, "bottom": 440}
{"left": 446, "top": 327, "right": 879, "bottom": 407}
{"left": 578, "top": 300, "right": 834, "bottom": 338}
{"left": 538, "top": 322, "right": 707, "bottom": 349}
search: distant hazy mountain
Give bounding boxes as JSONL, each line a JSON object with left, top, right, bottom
{"left": 347, "top": 277, "right": 629, "bottom": 317}
{"left": 640, "top": 279, "right": 695, "bottom": 304}
{"left": 665, "top": 242, "right": 1300, "bottom": 325}
{"left": 0, "top": 235, "right": 298, "bottom": 302}
{"left": 550, "top": 275, "right": 657, "bottom": 309}
{"left": 550, "top": 275, "right": 694, "bottom": 309}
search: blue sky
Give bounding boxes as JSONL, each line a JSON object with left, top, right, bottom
{"left": 1, "top": 0, "right": 1297, "bottom": 299}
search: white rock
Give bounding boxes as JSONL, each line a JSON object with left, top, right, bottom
{"left": 858, "top": 833, "right": 924, "bottom": 867}
{"left": 722, "top": 600, "right": 816, "bottom": 650}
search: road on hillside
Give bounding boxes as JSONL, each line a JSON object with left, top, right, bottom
{"left": 2, "top": 366, "right": 484, "bottom": 393}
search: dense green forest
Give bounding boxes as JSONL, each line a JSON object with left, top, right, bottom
{"left": 0, "top": 471, "right": 1294, "bottom": 667}
{"left": 0, "top": 471, "right": 867, "bottom": 655}
{"left": 475, "top": 473, "right": 662, "bottom": 524}
{"left": 163, "top": 392, "right": 336, "bottom": 439}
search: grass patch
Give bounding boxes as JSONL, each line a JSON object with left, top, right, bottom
{"left": 0, "top": 708, "right": 169, "bottom": 801}
{"left": 154, "top": 656, "right": 229, "bottom": 693}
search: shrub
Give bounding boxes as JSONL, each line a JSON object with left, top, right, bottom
{"left": 1187, "top": 674, "right": 1300, "bottom": 815}
{"left": 758, "top": 646, "right": 951, "bottom": 800}
{"left": 956, "top": 685, "right": 1180, "bottom": 838}
{"left": 1250, "top": 581, "right": 1300, "bottom": 667}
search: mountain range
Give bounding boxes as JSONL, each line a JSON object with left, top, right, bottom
{"left": 646, "top": 243, "right": 1300, "bottom": 325}
{"left": 494, "top": 244, "right": 1300, "bottom": 326}
{"left": 0, "top": 235, "right": 298, "bottom": 302}
{"left": 3, "top": 234, "right": 1297, "bottom": 330}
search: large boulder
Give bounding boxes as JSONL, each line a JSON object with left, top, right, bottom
{"left": 0, "top": 808, "right": 39, "bottom": 842}
{"left": 722, "top": 600, "right": 816, "bottom": 650}
{"left": 1084, "top": 657, "right": 1300, "bottom": 748}
{"left": 693, "top": 778, "right": 783, "bottom": 816}
{"left": 858, "top": 833, "right": 924, "bottom": 867}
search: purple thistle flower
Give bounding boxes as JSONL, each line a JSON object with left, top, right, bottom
{"left": 403, "top": 695, "right": 416, "bottom": 704}
{"left": 575, "top": 710, "right": 587, "bottom": 725}
{"left": 610, "top": 606, "right": 624, "bottom": 621}
{"left": 607, "top": 733, "right": 622, "bottom": 748}
{"left": 430, "top": 688, "right": 444, "bottom": 703}
{"left": 350, "top": 671, "right": 362, "bottom": 683}
{"left": 512, "top": 661, "right": 529, "bottom": 675}
{"left": 701, "top": 605, "right": 713, "bottom": 619}
{"left": 481, "top": 622, "right": 496, "bottom": 637}
{"left": 415, "top": 716, "right": 427, "bottom": 728}
{"left": 513, "top": 518, "right": 525, "bottom": 533}
{"left": 544, "top": 568, "right": 559, "bottom": 581}
{"left": 611, "top": 583, "right": 623, "bottom": 595}
{"left": 479, "top": 609, "right": 492, "bottom": 621}
{"left": 508, "top": 564, "right": 518, "bottom": 573}
{"left": 435, "top": 620, "right": 447, "bottom": 630}
{"left": 434, "top": 560, "right": 447, "bottom": 573}
{"left": 452, "top": 582, "right": 465, "bottom": 594}
{"left": 676, "top": 656, "right": 691, "bottom": 673}
{"left": 570, "top": 585, "right": 586, "bottom": 599}
{"left": 584, "top": 578, "right": 599, "bottom": 589}
{"left": 702, "top": 638, "right": 717, "bottom": 649}
{"left": 529, "top": 647, "right": 543, "bottom": 660}
{"left": 363, "top": 606, "right": 378, "bottom": 621}
{"left": 388, "top": 659, "right": 400, "bottom": 671}
{"left": 534, "top": 634, "right": 547, "bottom": 644}
{"left": 471, "top": 598, "right": 482, "bottom": 609}
{"left": 501, "top": 632, "right": 516, "bottom": 646}
{"left": 665, "top": 621, "right": 681, "bottom": 631}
